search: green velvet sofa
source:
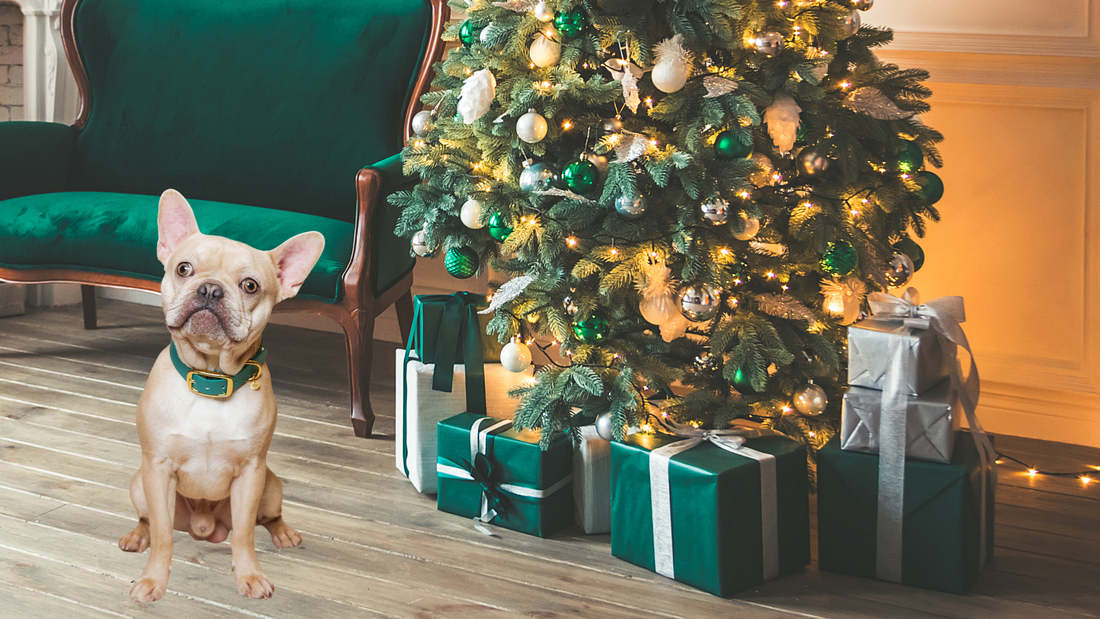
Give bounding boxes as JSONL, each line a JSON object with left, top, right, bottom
{"left": 0, "top": 0, "right": 449, "bottom": 438}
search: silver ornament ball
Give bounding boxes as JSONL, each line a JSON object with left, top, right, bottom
{"left": 754, "top": 32, "right": 784, "bottom": 57}
{"left": 884, "top": 252, "right": 915, "bottom": 289}
{"left": 411, "top": 110, "right": 433, "bottom": 137}
{"left": 585, "top": 152, "right": 610, "bottom": 179}
{"left": 840, "top": 10, "right": 861, "bottom": 38}
{"left": 793, "top": 382, "right": 828, "bottom": 416}
{"left": 679, "top": 283, "right": 720, "bottom": 322}
{"left": 519, "top": 160, "right": 558, "bottom": 192}
{"left": 701, "top": 198, "right": 730, "bottom": 225}
{"left": 601, "top": 115, "right": 624, "bottom": 134}
{"left": 615, "top": 193, "right": 647, "bottom": 219}
{"left": 594, "top": 412, "right": 614, "bottom": 441}
{"left": 797, "top": 149, "right": 830, "bottom": 176}
{"left": 411, "top": 229, "right": 435, "bottom": 257}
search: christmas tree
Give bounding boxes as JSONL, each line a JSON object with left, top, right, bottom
{"left": 392, "top": 0, "right": 943, "bottom": 447}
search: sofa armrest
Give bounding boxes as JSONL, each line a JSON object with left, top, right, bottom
{"left": 366, "top": 153, "right": 418, "bottom": 195}
{"left": 0, "top": 122, "right": 77, "bottom": 201}
{"left": 351, "top": 154, "right": 418, "bottom": 301}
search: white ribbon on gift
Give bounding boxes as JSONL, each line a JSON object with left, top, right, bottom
{"left": 866, "top": 288, "right": 997, "bottom": 582}
{"left": 436, "top": 416, "right": 573, "bottom": 536}
{"left": 649, "top": 419, "right": 782, "bottom": 581}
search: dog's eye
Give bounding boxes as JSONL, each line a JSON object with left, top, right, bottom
{"left": 176, "top": 262, "right": 193, "bottom": 277}
{"left": 241, "top": 278, "right": 259, "bottom": 294}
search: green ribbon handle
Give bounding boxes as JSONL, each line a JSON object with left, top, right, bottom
{"left": 430, "top": 292, "right": 488, "bottom": 416}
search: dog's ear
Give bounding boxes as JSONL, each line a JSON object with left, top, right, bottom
{"left": 269, "top": 232, "right": 326, "bottom": 302}
{"left": 157, "top": 189, "right": 201, "bottom": 264}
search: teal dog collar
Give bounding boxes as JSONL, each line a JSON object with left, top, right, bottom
{"left": 170, "top": 342, "right": 267, "bottom": 398}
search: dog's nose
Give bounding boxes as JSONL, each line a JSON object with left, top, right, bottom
{"left": 197, "top": 283, "right": 223, "bottom": 300}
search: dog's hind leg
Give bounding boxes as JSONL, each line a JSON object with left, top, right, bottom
{"left": 257, "top": 467, "right": 302, "bottom": 549}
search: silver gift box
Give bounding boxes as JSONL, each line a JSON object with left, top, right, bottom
{"left": 573, "top": 425, "right": 611, "bottom": 534}
{"left": 847, "top": 317, "right": 949, "bottom": 396}
{"left": 840, "top": 382, "right": 961, "bottom": 463}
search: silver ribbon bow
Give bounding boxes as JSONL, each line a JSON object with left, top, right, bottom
{"left": 866, "top": 288, "right": 996, "bottom": 582}
{"left": 648, "top": 419, "right": 782, "bottom": 581}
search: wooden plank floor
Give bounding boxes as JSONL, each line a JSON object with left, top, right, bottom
{"left": 0, "top": 299, "right": 1097, "bottom": 619}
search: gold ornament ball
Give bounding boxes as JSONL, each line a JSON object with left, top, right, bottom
{"left": 793, "top": 382, "right": 828, "bottom": 416}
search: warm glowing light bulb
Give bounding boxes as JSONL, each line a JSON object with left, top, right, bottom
{"left": 782, "top": 406, "right": 792, "bottom": 414}
{"left": 541, "top": 81, "right": 551, "bottom": 88}
{"left": 562, "top": 120, "right": 573, "bottom": 130}
{"left": 649, "top": 139, "right": 659, "bottom": 147}
{"left": 808, "top": 431, "right": 816, "bottom": 437}
{"left": 850, "top": 209, "right": 861, "bottom": 216}
{"left": 840, "top": 81, "right": 851, "bottom": 89}
{"left": 766, "top": 271, "right": 776, "bottom": 279}
{"left": 738, "top": 190, "right": 751, "bottom": 199}
{"left": 610, "top": 248, "right": 619, "bottom": 255}
{"left": 720, "top": 247, "right": 731, "bottom": 256}
{"left": 1027, "top": 468, "right": 1039, "bottom": 476}
{"left": 1083, "top": 476, "right": 1093, "bottom": 485}
{"left": 567, "top": 237, "right": 578, "bottom": 247}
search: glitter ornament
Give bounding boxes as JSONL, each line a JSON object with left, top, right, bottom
{"left": 554, "top": 8, "right": 585, "bottom": 39}
{"left": 884, "top": 252, "right": 915, "bottom": 288}
{"left": 573, "top": 313, "right": 610, "bottom": 343}
{"left": 445, "top": 247, "right": 479, "bottom": 279}
{"left": 701, "top": 198, "right": 730, "bottom": 225}
{"left": 679, "top": 283, "right": 720, "bottom": 322}
{"left": 894, "top": 141, "right": 924, "bottom": 173}
{"left": 411, "top": 110, "right": 433, "bottom": 137}
{"left": 694, "top": 350, "right": 719, "bottom": 373}
{"left": 460, "top": 198, "right": 484, "bottom": 229}
{"left": 517, "top": 109, "right": 548, "bottom": 143}
{"left": 615, "top": 193, "right": 647, "bottom": 219}
{"left": 488, "top": 212, "right": 513, "bottom": 242}
{"left": 793, "top": 382, "right": 827, "bottom": 416}
{"left": 820, "top": 241, "right": 858, "bottom": 275}
{"left": 519, "top": 160, "right": 558, "bottom": 192}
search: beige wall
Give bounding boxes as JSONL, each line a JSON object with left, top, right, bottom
{"left": 875, "top": 1, "right": 1100, "bottom": 447}
{"left": 0, "top": 2, "right": 22, "bottom": 122}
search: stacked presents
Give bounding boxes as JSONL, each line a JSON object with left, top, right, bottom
{"left": 817, "top": 291, "right": 997, "bottom": 594}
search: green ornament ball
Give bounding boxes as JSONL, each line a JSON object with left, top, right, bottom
{"left": 714, "top": 130, "right": 752, "bottom": 160}
{"left": 561, "top": 159, "right": 600, "bottom": 194}
{"left": 915, "top": 171, "right": 944, "bottom": 205}
{"left": 895, "top": 141, "right": 924, "bottom": 174}
{"left": 554, "top": 8, "right": 586, "bottom": 39}
{"left": 795, "top": 124, "right": 807, "bottom": 144}
{"left": 444, "top": 246, "right": 480, "bottom": 279}
{"left": 820, "top": 240, "right": 858, "bottom": 276}
{"left": 732, "top": 367, "right": 760, "bottom": 394}
{"left": 572, "top": 313, "right": 609, "bottom": 343}
{"left": 459, "top": 20, "right": 481, "bottom": 47}
{"left": 488, "top": 212, "right": 513, "bottom": 242}
{"left": 893, "top": 238, "right": 925, "bottom": 272}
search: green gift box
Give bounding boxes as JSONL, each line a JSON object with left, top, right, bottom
{"left": 411, "top": 293, "right": 502, "bottom": 366}
{"left": 817, "top": 430, "right": 995, "bottom": 594}
{"left": 436, "top": 412, "right": 574, "bottom": 538}
{"left": 610, "top": 431, "right": 810, "bottom": 597}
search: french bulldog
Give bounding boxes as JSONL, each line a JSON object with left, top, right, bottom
{"left": 118, "top": 189, "right": 325, "bottom": 602}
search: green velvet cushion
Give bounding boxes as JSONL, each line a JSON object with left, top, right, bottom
{"left": 0, "top": 122, "right": 77, "bottom": 201}
{"left": 0, "top": 192, "right": 353, "bottom": 303}
{"left": 71, "top": 0, "right": 432, "bottom": 225}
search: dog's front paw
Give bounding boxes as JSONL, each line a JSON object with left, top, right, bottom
{"left": 130, "top": 576, "right": 167, "bottom": 603}
{"left": 235, "top": 571, "right": 274, "bottom": 599}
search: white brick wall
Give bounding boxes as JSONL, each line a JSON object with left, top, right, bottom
{"left": 0, "top": 2, "right": 23, "bottom": 122}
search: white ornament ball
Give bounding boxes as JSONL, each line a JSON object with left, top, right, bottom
{"left": 640, "top": 294, "right": 678, "bottom": 326}
{"left": 793, "top": 382, "right": 828, "bottom": 416}
{"left": 594, "top": 412, "right": 614, "bottom": 441}
{"left": 460, "top": 198, "right": 484, "bottom": 229}
{"left": 530, "top": 30, "right": 561, "bottom": 68}
{"left": 517, "top": 109, "right": 548, "bottom": 143}
{"left": 501, "top": 339, "right": 533, "bottom": 373}
{"left": 733, "top": 212, "right": 760, "bottom": 241}
{"left": 411, "top": 110, "right": 433, "bottom": 137}
{"left": 651, "top": 34, "right": 691, "bottom": 94}
{"left": 533, "top": 0, "right": 554, "bottom": 22}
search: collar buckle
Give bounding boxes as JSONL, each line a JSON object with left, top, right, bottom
{"left": 186, "top": 369, "right": 235, "bottom": 398}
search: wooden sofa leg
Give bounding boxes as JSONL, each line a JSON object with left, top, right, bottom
{"left": 396, "top": 288, "right": 414, "bottom": 345}
{"left": 81, "top": 285, "right": 97, "bottom": 330}
{"left": 342, "top": 310, "right": 376, "bottom": 438}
